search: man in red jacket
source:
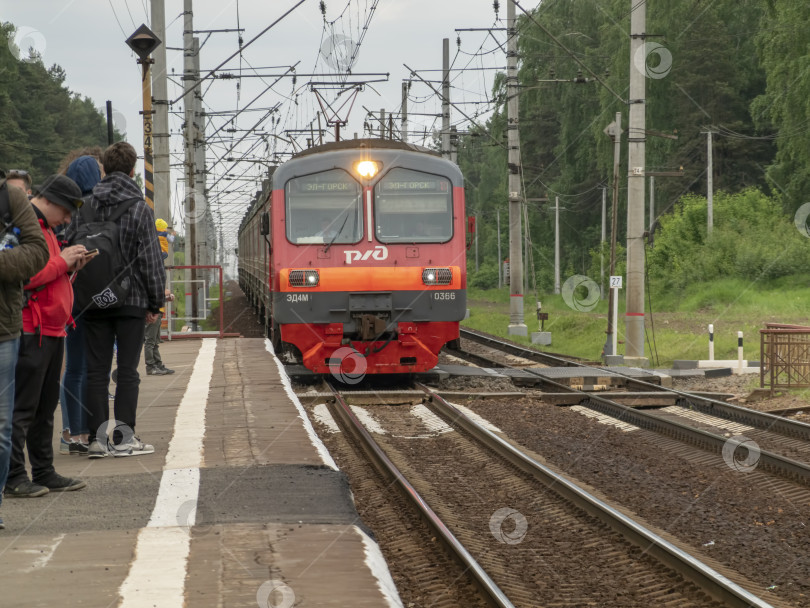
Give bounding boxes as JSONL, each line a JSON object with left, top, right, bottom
{"left": 4, "top": 175, "right": 92, "bottom": 498}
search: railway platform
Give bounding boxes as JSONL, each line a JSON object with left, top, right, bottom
{"left": 0, "top": 338, "right": 401, "bottom": 608}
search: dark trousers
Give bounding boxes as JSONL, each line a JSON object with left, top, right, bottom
{"left": 143, "top": 313, "right": 163, "bottom": 367}
{"left": 7, "top": 335, "right": 63, "bottom": 486}
{"left": 84, "top": 314, "right": 145, "bottom": 443}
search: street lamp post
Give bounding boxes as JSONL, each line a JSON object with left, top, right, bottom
{"left": 125, "top": 24, "right": 162, "bottom": 210}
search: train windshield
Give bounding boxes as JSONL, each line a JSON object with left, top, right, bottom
{"left": 374, "top": 168, "right": 453, "bottom": 243}
{"left": 285, "top": 169, "right": 363, "bottom": 244}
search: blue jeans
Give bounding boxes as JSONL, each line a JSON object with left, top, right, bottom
{"left": 0, "top": 337, "right": 20, "bottom": 508}
{"left": 60, "top": 319, "right": 88, "bottom": 436}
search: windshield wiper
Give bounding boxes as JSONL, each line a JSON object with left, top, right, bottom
{"left": 324, "top": 209, "right": 351, "bottom": 253}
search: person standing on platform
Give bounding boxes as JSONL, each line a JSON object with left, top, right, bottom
{"left": 59, "top": 156, "right": 103, "bottom": 455}
{"left": 0, "top": 176, "right": 49, "bottom": 526}
{"left": 70, "top": 142, "right": 165, "bottom": 459}
{"left": 4, "top": 170, "right": 33, "bottom": 196}
{"left": 144, "top": 218, "right": 174, "bottom": 376}
{"left": 5, "top": 175, "right": 89, "bottom": 498}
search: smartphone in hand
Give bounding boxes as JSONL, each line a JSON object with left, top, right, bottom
{"left": 84, "top": 248, "right": 100, "bottom": 259}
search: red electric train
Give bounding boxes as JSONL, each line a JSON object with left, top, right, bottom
{"left": 238, "top": 139, "right": 467, "bottom": 377}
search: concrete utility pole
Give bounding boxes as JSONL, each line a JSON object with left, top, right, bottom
{"left": 475, "top": 214, "right": 479, "bottom": 272}
{"left": 183, "top": 0, "right": 199, "bottom": 328}
{"left": 401, "top": 81, "right": 408, "bottom": 143}
{"left": 554, "top": 196, "right": 560, "bottom": 295}
{"left": 151, "top": 0, "right": 171, "bottom": 233}
{"left": 649, "top": 175, "right": 655, "bottom": 232}
{"left": 442, "top": 38, "right": 451, "bottom": 159}
{"left": 506, "top": 0, "right": 526, "bottom": 335}
{"left": 193, "top": 38, "right": 208, "bottom": 269}
{"left": 492, "top": 209, "right": 503, "bottom": 289}
{"left": 601, "top": 186, "right": 606, "bottom": 299}
{"left": 625, "top": 0, "right": 648, "bottom": 366}
{"left": 604, "top": 112, "right": 622, "bottom": 356}
{"left": 705, "top": 130, "right": 714, "bottom": 235}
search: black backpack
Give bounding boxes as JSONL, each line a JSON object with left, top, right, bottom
{"left": 71, "top": 197, "right": 139, "bottom": 311}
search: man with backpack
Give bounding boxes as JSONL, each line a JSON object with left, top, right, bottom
{"left": 67, "top": 142, "right": 165, "bottom": 458}
{"left": 0, "top": 175, "right": 49, "bottom": 527}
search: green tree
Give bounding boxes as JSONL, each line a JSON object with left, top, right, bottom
{"left": 0, "top": 22, "right": 115, "bottom": 181}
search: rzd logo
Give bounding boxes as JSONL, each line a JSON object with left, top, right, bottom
{"left": 344, "top": 245, "right": 388, "bottom": 264}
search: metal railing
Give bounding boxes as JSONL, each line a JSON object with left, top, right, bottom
{"left": 760, "top": 323, "right": 810, "bottom": 390}
{"left": 164, "top": 265, "right": 225, "bottom": 339}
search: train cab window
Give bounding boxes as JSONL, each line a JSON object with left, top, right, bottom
{"left": 285, "top": 169, "right": 363, "bottom": 244}
{"left": 374, "top": 168, "right": 453, "bottom": 243}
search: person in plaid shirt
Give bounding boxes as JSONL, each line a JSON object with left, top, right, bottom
{"left": 66, "top": 142, "right": 165, "bottom": 458}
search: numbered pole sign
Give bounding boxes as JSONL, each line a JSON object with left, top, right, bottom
{"left": 610, "top": 275, "right": 623, "bottom": 289}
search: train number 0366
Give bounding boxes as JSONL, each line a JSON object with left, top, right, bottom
{"left": 433, "top": 292, "right": 455, "bottom": 300}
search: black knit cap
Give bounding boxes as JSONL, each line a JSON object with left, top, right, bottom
{"left": 33, "top": 174, "right": 83, "bottom": 213}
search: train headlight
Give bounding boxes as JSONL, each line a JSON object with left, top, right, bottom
{"left": 354, "top": 160, "right": 380, "bottom": 179}
{"left": 422, "top": 267, "right": 453, "bottom": 286}
{"left": 289, "top": 269, "right": 320, "bottom": 287}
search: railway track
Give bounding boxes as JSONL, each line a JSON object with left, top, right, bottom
{"left": 324, "top": 382, "right": 775, "bottom": 608}
{"left": 457, "top": 327, "right": 810, "bottom": 487}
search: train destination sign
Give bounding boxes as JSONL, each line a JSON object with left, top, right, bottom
{"left": 379, "top": 179, "right": 448, "bottom": 192}
{"left": 296, "top": 181, "right": 356, "bottom": 193}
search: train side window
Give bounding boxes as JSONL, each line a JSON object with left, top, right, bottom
{"left": 285, "top": 169, "right": 363, "bottom": 244}
{"left": 374, "top": 168, "right": 453, "bottom": 244}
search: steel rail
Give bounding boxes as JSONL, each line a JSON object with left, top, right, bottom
{"left": 453, "top": 338, "right": 810, "bottom": 486}
{"left": 419, "top": 385, "right": 774, "bottom": 608}
{"left": 327, "top": 385, "right": 516, "bottom": 608}
{"left": 460, "top": 327, "right": 810, "bottom": 442}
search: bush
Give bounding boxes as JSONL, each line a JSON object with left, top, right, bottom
{"left": 648, "top": 188, "right": 810, "bottom": 290}
{"left": 468, "top": 263, "right": 501, "bottom": 289}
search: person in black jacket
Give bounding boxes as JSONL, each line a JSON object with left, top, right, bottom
{"left": 66, "top": 142, "right": 165, "bottom": 458}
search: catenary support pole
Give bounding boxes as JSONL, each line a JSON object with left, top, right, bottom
{"left": 401, "top": 81, "right": 408, "bottom": 143}
{"left": 605, "top": 112, "right": 621, "bottom": 356}
{"left": 601, "top": 186, "right": 606, "bottom": 299}
{"left": 506, "top": 0, "right": 526, "bottom": 335}
{"left": 151, "top": 0, "right": 172, "bottom": 232}
{"left": 625, "top": 0, "right": 648, "bottom": 365}
{"left": 554, "top": 196, "right": 560, "bottom": 294}
{"left": 442, "top": 39, "right": 450, "bottom": 159}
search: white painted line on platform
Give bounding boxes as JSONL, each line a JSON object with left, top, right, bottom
{"left": 350, "top": 405, "right": 388, "bottom": 435}
{"left": 571, "top": 405, "right": 638, "bottom": 432}
{"left": 660, "top": 406, "right": 754, "bottom": 434}
{"left": 313, "top": 403, "right": 341, "bottom": 433}
{"left": 265, "top": 339, "right": 338, "bottom": 470}
{"left": 448, "top": 403, "right": 503, "bottom": 433}
{"left": 26, "top": 533, "right": 64, "bottom": 571}
{"left": 118, "top": 339, "right": 217, "bottom": 608}
{"left": 356, "top": 526, "right": 405, "bottom": 608}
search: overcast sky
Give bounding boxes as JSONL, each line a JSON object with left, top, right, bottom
{"left": 3, "top": 0, "right": 505, "bottom": 241}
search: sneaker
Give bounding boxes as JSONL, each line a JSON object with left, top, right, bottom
{"left": 35, "top": 473, "right": 86, "bottom": 492}
{"left": 108, "top": 392, "right": 115, "bottom": 400}
{"left": 158, "top": 364, "right": 175, "bottom": 375}
{"left": 87, "top": 440, "right": 109, "bottom": 459}
{"left": 0, "top": 517, "right": 4, "bottom": 529}
{"left": 69, "top": 441, "right": 89, "bottom": 455}
{"left": 5, "top": 480, "right": 49, "bottom": 498}
{"left": 109, "top": 436, "right": 155, "bottom": 457}
{"left": 59, "top": 438, "right": 89, "bottom": 455}
{"left": 147, "top": 365, "right": 170, "bottom": 376}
